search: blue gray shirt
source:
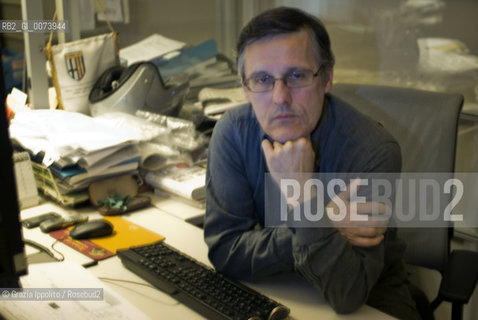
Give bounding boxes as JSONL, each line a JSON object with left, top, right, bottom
{"left": 204, "top": 94, "right": 418, "bottom": 316}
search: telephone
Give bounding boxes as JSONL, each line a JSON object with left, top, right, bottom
{"left": 89, "top": 61, "right": 189, "bottom": 117}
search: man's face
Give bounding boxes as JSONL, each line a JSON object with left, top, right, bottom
{"left": 242, "top": 29, "right": 333, "bottom": 143}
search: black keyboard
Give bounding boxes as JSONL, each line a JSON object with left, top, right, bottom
{"left": 117, "top": 241, "right": 290, "bottom": 320}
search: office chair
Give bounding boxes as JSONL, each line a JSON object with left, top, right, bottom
{"left": 331, "top": 83, "right": 478, "bottom": 320}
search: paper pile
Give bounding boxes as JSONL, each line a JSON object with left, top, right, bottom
{"left": 9, "top": 110, "right": 141, "bottom": 198}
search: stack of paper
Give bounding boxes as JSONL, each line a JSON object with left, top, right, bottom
{"left": 9, "top": 110, "right": 141, "bottom": 196}
{"left": 145, "top": 163, "right": 206, "bottom": 208}
{"left": 49, "top": 145, "right": 141, "bottom": 194}
{"left": 119, "top": 33, "right": 186, "bottom": 66}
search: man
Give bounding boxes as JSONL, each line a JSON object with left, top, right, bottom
{"left": 204, "top": 7, "right": 420, "bottom": 319}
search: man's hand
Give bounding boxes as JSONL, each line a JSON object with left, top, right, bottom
{"left": 262, "top": 137, "right": 316, "bottom": 203}
{"left": 326, "top": 178, "right": 390, "bottom": 247}
{"left": 337, "top": 227, "right": 387, "bottom": 247}
{"left": 262, "top": 139, "right": 388, "bottom": 247}
{"left": 261, "top": 137, "right": 315, "bottom": 175}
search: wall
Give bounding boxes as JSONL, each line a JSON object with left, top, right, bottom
{"left": 112, "top": 0, "right": 218, "bottom": 49}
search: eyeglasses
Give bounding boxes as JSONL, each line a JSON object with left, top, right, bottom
{"left": 243, "top": 67, "right": 322, "bottom": 93}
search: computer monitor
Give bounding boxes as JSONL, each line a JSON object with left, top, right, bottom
{"left": 0, "top": 58, "right": 27, "bottom": 288}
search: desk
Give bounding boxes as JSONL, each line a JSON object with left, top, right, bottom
{"left": 16, "top": 197, "right": 393, "bottom": 320}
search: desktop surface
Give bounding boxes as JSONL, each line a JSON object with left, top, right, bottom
{"left": 14, "top": 197, "right": 393, "bottom": 320}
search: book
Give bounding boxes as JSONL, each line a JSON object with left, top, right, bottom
{"left": 31, "top": 161, "right": 90, "bottom": 206}
{"left": 145, "top": 164, "right": 206, "bottom": 200}
{"left": 13, "top": 151, "right": 40, "bottom": 209}
{"left": 154, "top": 188, "right": 205, "bottom": 209}
{"left": 153, "top": 38, "right": 218, "bottom": 80}
{"left": 50, "top": 157, "right": 140, "bottom": 185}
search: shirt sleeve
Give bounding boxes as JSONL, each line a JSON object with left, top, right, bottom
{"left": 204, "top": 115, "right": 295, "bottom": 281}
{"left": 291, "top": 140, "right": 403, "bottom": 314}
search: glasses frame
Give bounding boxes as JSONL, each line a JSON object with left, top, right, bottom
{"left": 243, "top": 66, "right": 322, "bottom": 93}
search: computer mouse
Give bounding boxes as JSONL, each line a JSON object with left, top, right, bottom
{"left": 69, "top": 219, "right": 114, "bottom": 240}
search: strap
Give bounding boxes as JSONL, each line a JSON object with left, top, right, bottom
{"left": 45, "top": 11, "right": 63, "bottom": 109}
{"left": 47, "top": 10, "right": 57, "bottom": 48}
{"left": 47, "top": 0, "right": 117, "bottom": 45}
{"left": 95, "top": 0, "right": 116, "bottom": 35}
{"left": 95, "top": 0, "right": 119, "bottom": 62}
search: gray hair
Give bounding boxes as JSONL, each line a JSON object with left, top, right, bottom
{"left": 236, "top": 7, "right": 335, "bottom": 81}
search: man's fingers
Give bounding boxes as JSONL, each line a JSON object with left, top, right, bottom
{"left": 339, "top": 226, "right": 387, "bottom": 238}
{"left": 336, "top": 177, "right": 361, "bottom": 202}
{"left": 353, "top": 202, "right": 392, "bottom": 225}
{"left": 261, "top": 139, "right": 273, "bottom": 154}
{"left": 328, "top": 201, "right": 391, "bottom": 227}
{"left": 273, "top": 141, "right": 284, "bottom": 150}
{"left": 333, "top": 216, "right": 389, "bottom": 228}
{"left": 355, "top": 202, "right": 390, "bottom": 216}
{"left": 339, "top": 227, "right": 386, "bottom": 247}
{"left": 345, "top": 235, "right": 385, "bottom": 247}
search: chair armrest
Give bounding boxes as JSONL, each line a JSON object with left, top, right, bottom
{"left": 439, "top": 249, "right": 478, "bottom": 304}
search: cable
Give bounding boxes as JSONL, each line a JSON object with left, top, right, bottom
{"left": 23, "top": 239, "right": 61, "bottom": 261}
{"left": 98, "top": 277, "right": 180, "bottom": 306}
{"left": 99, "top": 277, "right": 156, "bottom": 289}
{"left": 50, "top": 240, "right": 65, "bottom": 261}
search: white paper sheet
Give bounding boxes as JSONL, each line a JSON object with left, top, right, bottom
{"left": 0, "top": 261, "right": 150, "bottom": 320}
{"left": 119, "top": 34, "right": 185, "bottom": 65}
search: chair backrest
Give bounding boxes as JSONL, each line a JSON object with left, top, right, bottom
{"left": 331, "top": 83, "right": 464, "bottom": 272}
